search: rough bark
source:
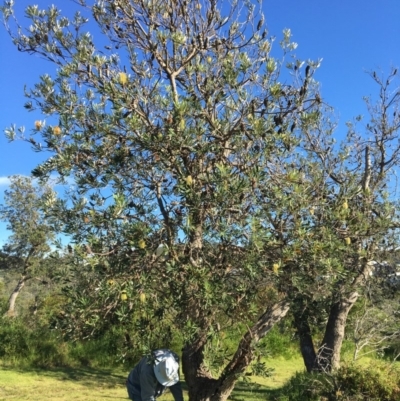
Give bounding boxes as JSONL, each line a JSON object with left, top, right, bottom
{"left": 182, "top": 334, "right": 219, "bottom": 401}
{"left": 182, "top": 300, "right": 291, "bottom": 401}
{"left": 317, "top": 261, "right": 374, "bottom": 371}
{"left": 318, "top": 291, "right": 359, "bottom": 371}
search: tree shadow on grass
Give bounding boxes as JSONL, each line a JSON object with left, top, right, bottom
{"left": 228, "top": 380, "right": 277, "bottom": 401}
{"left": 0, "top": 364, "right": 128, "bottom": 389}
{"left": 1, "top": 365, "right": 280, "bottom": 400}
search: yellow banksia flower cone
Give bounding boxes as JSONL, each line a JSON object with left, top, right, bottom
{"left": 138, "top": 239, "right": 146, "bottom": 249}
{"left": 119, "top": 72, "right": 128, "bottom": 85}
{"left": 273, "top": 263, "right": 280, "bottom": 274}
{"left": 186, "top": 175, "right": 193, "bottom": 186}
{"left": 345, "top": 237, "right": 351, "bottom": 245}
{"left": 342, "top": 200, "right": 349, "bottom": 210}
{"left": 120, "top": 290, "right": 128, "bottom": 301}
{"left": 53, "top": 126, "right": 61, "bottom": 135}
{"left": 35, "top": 120, "right": 42, "bottom": 130}
{"left": 139, "top": 293, "right": 146, "bottom": 303}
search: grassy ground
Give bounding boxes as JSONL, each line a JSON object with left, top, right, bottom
{"left": 0, "top": 357, "right": 303, "bottom": 401}
{"left": 0, "top": 365, "right": 129, "bottom": 401}
{"left": 229, "top": 357, "right": 305, "bottom": 401}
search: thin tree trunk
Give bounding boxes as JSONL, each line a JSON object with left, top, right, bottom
{"left": 6, "top": 276, "right": 26, "bottom": 317}
{"left": 5, "top": 247, "right": 35, "bottom": 317}
{"left": 182, "top": 300, "right": 290, "bottom": 401}
{"left": 213, "top": 300, "right": 290, "bottom": 401}
{"left": 293, "top": 304, "right": 318, "bottom": 372}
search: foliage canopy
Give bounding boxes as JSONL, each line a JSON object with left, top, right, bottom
{"left": 3, "top": 0, "right": 400, "bottom": 399}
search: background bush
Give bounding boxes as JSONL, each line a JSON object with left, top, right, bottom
{"left": 273, "top": 362, "right": 400, "bottom": 401}
{"left": 261, "top": 323, "right": 299, "bottom": 360}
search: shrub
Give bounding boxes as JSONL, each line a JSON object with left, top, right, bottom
{"left": 0, "top": 317, "right": 69, "bottom": 367}
{"left": 273, "top": 362, "right": 400, "bottom": 401}
{"left": 68, "top": 328, "right": 130, "bottom": 367}
{"left": 334, "top": 363, "right": 400, "bottom": 401}
{"left": 260, "top": 325, "right": 298, "bottom": 359}
{"left": 0, "top": 318, "right": 31, "bottom": 362}
{"left": 272, "top": 371, "right": 327, "bottom": 401}
{"left": 29, "top": 328, "right": 69, "bottom": 368}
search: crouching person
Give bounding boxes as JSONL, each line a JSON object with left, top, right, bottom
{"left": 126, "top": 349, "right": 184, "bottom": 401}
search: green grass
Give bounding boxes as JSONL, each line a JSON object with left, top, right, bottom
{"left": 0, "top": 365, "right": 129, "bottom": 401}
{"left": 4, "top": 356, "right": 396, "bottom": 401}
{"left": 0, "top": 357, "right": 304, "bottom": 401}
{"left": 254, "top": 356, "right": 304, "bottom": 388}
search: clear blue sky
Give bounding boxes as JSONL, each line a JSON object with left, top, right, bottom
{"left": 1, "top": 0, "right": 400, "bottom": 245}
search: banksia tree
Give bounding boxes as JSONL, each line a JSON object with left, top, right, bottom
{"left": 4, "top": 0, "right": 383, "bottom": 398}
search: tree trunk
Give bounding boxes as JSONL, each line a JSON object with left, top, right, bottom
{"left": 316, "top": 261, "right": 375, "bottom": 371}
{"left": 182, "top": 334, "right": 219, "bottom": 401}
{"left": 5, "top": 247, "right": 36, "bottom": 317}
{"left": 318, "top": 291, "right": 359, "bottom": 371}
{"left": 182, "top": 300, "right": 290, "bottom": 401}
{"left": 293, "top": 305, "right": 318, "bottom": 372}
{"left": 6, "top": 276, "right": 27, "bottom": 317}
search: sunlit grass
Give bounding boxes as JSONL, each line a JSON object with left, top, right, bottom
{"left": 2, "top": 339, "right": 398, "bottom": 401}
{"left": 4, "top": 356, "right": 393, "bottom": 401}
{"left": 253, "top": 356, "right": 304, "bottom": 388}
{"left": 0, "top": 357, "right": 304, "bottom": 401}
{"left": 0, "top": 366, "right": 130, "bottom": 401}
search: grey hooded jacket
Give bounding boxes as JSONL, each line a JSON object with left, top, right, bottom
{"left": 126, "top": 349, "right": 184, "bottom": 401}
